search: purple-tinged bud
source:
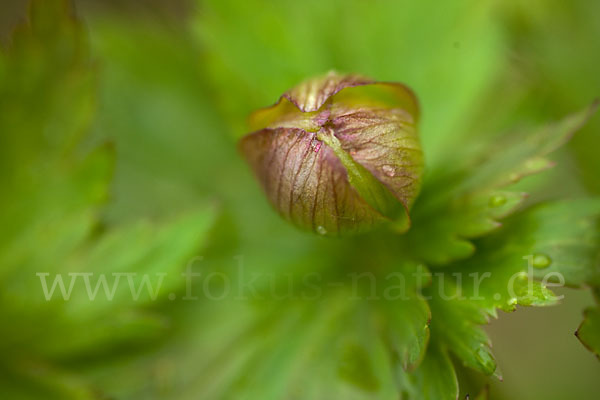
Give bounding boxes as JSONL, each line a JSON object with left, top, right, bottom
{"left": 240, "top": 72, "right": 423, "bottom": 236}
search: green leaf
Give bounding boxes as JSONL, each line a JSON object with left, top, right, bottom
{"left": 406, "top": 103, "right": 599, "bottom": 265}
{"left": 82, "top": 253, "right": 432, "bottom": 399}
{"left": 0, "top": 1, "right": 220, "bottom": 398}
{"left": 0, "top": 0, "right": 105, "bottom": 281}
{"left": 31, "top": 207, "right": 218, "bottom": 360}
{"left": 411, "top": 343, "right": 458, "bottom": 400}
{"left": 576, "top": 305, "right": 600, "bottom": 360}
{"left": 192, "top": 0, "right": 504, "bottom": 165}
{"left": 467, "top": 386, "right": 489, "bottom": 400}
{"left": 0, "top": 0, "right": 95, "bottom": 166}
{"left": 451, "top": 199, "right": 600, "bottom": 310}
{"left": 85, "top": 15, "right": 233, "bottom": 224}
{"left": 415, "top": 198, "right": 600, "bottom": 375}
{"left": 576, "top": 289, "right": 600, "bottom": 360}
{"left": 5, "top": 1, "right": 599, "bottom": 399}
{"left": 0, "top": 359, "right": 100, "bottom": 400}
{"left": 406, "top": 198, "right": 600, "bottom": 382}
{"left": 426, "top": 284, "right": 497, "bottom": 376}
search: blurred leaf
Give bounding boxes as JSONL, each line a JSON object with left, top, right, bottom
{"left": 28, "top": 207, "right": 218, "bottom": 360}
{"left": 0, "top": 359, "right": 100, "bottom": 400}
{"left": 0, "top": 0, "right": 104, "bottom": 281}
{"left": 84, "top": 15, "right": 235, "bottom": 223}
{"left": 85, "top": 256, "right": 431, "bottom": 399}
{"left": 193, "top": 0, "right": 504, "bottom": 164}
{"left": 0, "top": 1, "right": 219, "bottom": 398}
{"left": 0, "top": 0, "right": 109, "bottom": 396}
{"left": 468, "top": 386, "right": 489, "bottom": 400}
{"left": 499, "top": 0, "right": 600, "bottom": 194}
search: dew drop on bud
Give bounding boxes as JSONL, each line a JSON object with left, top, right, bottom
{"left": 316, "top": 225, "right": 327, "bottom": 235}
{"left": 382, "top": 165, "right": 396, "bottom": 177}
{"left": 532, "top": 253, "right": 552, "bottom": 269}
{"left": 310, "top": 138, "right": 322, "bottom": 153}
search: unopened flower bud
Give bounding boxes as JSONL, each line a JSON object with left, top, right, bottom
{"left": 240, "top": 72, "right": 423, "bottom": 236}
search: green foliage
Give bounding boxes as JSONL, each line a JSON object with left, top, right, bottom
{"left": 412, "top": 343, "right": 458, "bottom": 400}
{"left": 406, "top": 104, "right": 598, "bottom": 265}
{"left": 577, "top": 293, "right": 600, "bottom": 359}
{"left": 0, "top": 1, "right": 217, "bottom": 398}
{"left": 1, "top": 0, "right": 599, "bottom": 399}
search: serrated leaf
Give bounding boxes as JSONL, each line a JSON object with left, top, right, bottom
{"left": 417, "top": 199, "right": 600, "bottom": 374}
{"left": 425, "top": 281, "right": 497, "bottom": 376}
{"left": 406, "top": 103, "right": 598, "bottom": 266}
{"left": 451, "top": 199, "right": 600, "bottom": 310}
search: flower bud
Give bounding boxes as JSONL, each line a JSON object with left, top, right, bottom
{"left": 240, "top": 72, "right": 423, "bottom": 236}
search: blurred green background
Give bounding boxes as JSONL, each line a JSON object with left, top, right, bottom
{"left": 1, "top": 0, "right": 599, "bottom": 399}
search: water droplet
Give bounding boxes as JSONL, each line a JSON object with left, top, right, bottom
{"left": 316, "top": 225, "right": 327, "bottom": 235}
{"left": 382, "top": 165, "right": 396, "bottom": 177}
{"left": 507, "top": 297, "right": 518, "bottom": 306}
{"left": 489, "top": 194, "right": 507, "bottom": 207}
{"left": 310, "top": 138, "right": 322, "bottom": 153}
{"left": 532, "top": 253, "right": 552, "bottom": 269}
